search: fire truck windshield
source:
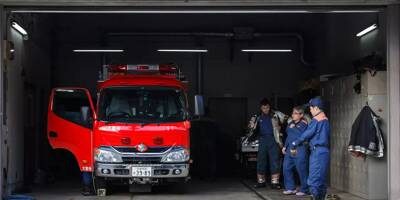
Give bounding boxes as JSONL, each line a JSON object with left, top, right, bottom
{"left": 98, "top": 86, "right": 187, "bottom": 123}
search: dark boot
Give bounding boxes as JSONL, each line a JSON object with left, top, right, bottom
{"left": 81, "top": 185, "right": 95, "bottom": 196}
{"left": 271, "top": 183, "right": 282, "bottom": 189}
{"left": 253, "top": 182, "right": 266, "bottom": 188}
{"left": 271, "top": 175, "right": 281, "bottom": 190}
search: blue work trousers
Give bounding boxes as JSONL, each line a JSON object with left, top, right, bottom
{"left": 283, "top": 146, "right": 308, "bottom": 193}
{"left": 257, "top": 135, "right": 281, "bottom": 175}
{"left": 308, "top": 146, "right": 330, "bottom": 200}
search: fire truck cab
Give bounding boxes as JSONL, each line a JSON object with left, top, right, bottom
{"left": 47, "top": 64, "right": 191, "bottom": 194}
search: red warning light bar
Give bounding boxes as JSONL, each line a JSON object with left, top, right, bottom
{"left": 105, "top": 64, "right": 180, "bottom": 80}
{"left": 108, "top": 64, "right": 177, "bottom": 73}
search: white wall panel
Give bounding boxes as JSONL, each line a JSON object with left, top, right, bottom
{"left": 322, "top": 72, "right": 387, "bottom": 200}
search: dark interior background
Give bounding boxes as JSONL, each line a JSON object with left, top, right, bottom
{"left": 3, "top": 11, "right": 386, "bottom": 191}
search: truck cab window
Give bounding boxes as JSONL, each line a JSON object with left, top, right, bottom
{"left": 98, "top": 87, "right": 186, "bottom": 123}
{"left": 53, "top": 90, "right": 92, "bottom": 128}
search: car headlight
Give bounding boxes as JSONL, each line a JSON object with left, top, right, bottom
{"left": 94, "top": 147, "right": 123, "bottom": 163}
{"left": 161, "top": 148, "right": 190, "bottom": 163}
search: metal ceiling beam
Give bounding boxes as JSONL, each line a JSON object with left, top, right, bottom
{"left": 0, "top": 0, "right": 398, "bottom": 7}
{"left": 107, "top": 31, "right": 311, "bottom": 67}
{"left": 8, "top": 8, "right": 384, "bottom": 14}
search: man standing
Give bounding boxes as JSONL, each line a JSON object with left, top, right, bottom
{"left": 250, "top": 98, "right": 284, "bottom": 189}
{"left": 292, "top": 97, "right": 330, "bottom": 200}
{"left": 282, "top": 106, "right": 309, "bottom": 196}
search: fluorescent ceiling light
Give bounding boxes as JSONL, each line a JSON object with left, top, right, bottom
{"left": 157, "top": 49, "right": 208, "bottom": 52}
{"left": 11, "top": 22, "right": 28, "bottom": 36}
{"left": 73, "top": 49, "right": 124, "bottom": 53}
{"left": 11, "top": 10, "right": 311, "bottom": 14}
{"left": 242, "top": 49, "right": 293, "bottom": 52}
{"left": 356, "top": 24, "right": 378, "bottom": 37}
{"left": 330, "top": 10, "right": 380, "bottom": 13}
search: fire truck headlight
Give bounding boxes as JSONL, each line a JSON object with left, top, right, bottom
{"left": 161, "top": 148, "right": 190, "bottom": 163}
{"left": 94, "top": 147, "right": 123, "bottom": 163}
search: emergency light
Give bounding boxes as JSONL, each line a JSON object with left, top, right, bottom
{"left": 107, "top": 64, "right": 177, "bottom": 74}
{"left": 105, "top": 64, "right": 183, "bottom": 80}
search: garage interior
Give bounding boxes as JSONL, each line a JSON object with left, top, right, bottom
{"left": 1, "top": 7, "right": 390, "bottom": 199}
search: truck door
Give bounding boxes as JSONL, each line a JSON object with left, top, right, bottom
{"left": 47, "top": 88, "right": 96, "bottom": 172}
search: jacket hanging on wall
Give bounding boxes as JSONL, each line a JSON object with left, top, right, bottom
{"left": 348, "top": 106, "right": 384, "bottom": 158}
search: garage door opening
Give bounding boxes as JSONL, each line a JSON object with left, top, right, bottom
{"left": 2, "top": 7, "right": 388, "bottom": 199}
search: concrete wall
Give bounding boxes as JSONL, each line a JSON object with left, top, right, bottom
{"left": 387, "top": 5, "right": 400, "bottom": 200}
{"left": 322, "top": 72, "right": 388, "bottom": 199}
{"left": 6, "top": 28, "right": 25, "bottom": 193}
{"left": 5, "top": 14, "right": 52, "bottom": 193}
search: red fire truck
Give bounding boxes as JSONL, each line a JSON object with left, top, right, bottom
{"left": 47, "top": 64, "right": 191, "bottom": 194}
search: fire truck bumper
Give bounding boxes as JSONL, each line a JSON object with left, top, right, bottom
{"left": 95, "top": 162, "right": 190, "bottom": 179}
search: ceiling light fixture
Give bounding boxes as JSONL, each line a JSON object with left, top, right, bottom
{"left": 356, "top": 24, "right": 378, "bottom": 37}
{"left": 11, "top": 10, "right": 311, "bottom": 14}
{"left": 157, "top": 49, "right": 208, "bottom": 52}
{"left": 241, "top": 49, "right": 293, "bottom": 52}
{"left": 11, "top": 22, "right": 28, "bottom": 38}
{"left": 330, "top": 10, "right": 380, "bottom": 13}
{"left": 73, "top": 49, "right": 124, "bottom": 53}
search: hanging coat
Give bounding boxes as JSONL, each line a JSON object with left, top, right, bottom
{"left": 348, "top": 106, "right": 384, "bottom": 158}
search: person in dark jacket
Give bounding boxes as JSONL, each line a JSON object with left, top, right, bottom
{"left": 292, "top": 97, "right": 330, "bottom": 200}
{"left": 282, "top": 106, "right": 309, "bottom": 196}
{"left": 250, "top": 98, "right": 283, "bottom": 189}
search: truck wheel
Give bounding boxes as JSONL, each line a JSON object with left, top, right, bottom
{"left": 94, "top": 177, "right": 108, "bottom": 196}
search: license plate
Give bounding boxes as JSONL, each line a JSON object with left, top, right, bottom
{"left": 132, "top": 167, "right": 152, "bottom": 177}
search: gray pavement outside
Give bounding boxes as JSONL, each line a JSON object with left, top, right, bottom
{"left": 24, "top": 178, "right": 366, "bottom": 200}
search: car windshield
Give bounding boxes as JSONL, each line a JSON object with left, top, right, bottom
{"left": 98, "top": 87, "right": 187, "bottom": 123}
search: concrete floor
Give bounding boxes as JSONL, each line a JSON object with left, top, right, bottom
{"left": 242, "top": 179, "right": 366, "bottom": 200}
{"left": 28, "top": 179, "right": 262, "bottom": 200}
{"left": 24, "top": 178, "right": 366, "bottom": 200}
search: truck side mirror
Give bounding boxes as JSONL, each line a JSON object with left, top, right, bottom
{"left": 194, "top": 95, "right": 205, "bottom": 117}
{"left": 81, "top": 106, "right": 92, "bottom": 127}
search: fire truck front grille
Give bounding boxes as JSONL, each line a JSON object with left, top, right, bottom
{"left": 121, "top": 157, "right": 162, "bottom": 164}
{"left": 113, "top": 146, "right": 171, "bottom": 153}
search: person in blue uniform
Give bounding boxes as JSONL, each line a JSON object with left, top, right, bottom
{"left": 282, "top": 106, "right": 309, "bottom": 196}
{"left": 251, "top": 98, "right": 282, "bottom": 189}
{"left": 292, "top": 97, "right": 330, "bottom": 200}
